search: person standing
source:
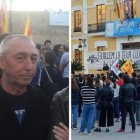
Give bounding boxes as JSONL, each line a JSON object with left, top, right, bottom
{"left": 135, "top": 74, "right": 140, "bottom": 125}
{"left": 71, "top": 75, "right": 80, "bottom": 129}
{"left": 79, "top": 77, "right": 96, "bottom": 135}
{"left": 98, "top": 78, "right": 114, "bottom": 132}
{"left": 94, "top": 78, "right": 102, "bottom": 132}
{"left": 0, "top": 34, "right": 51, "bottom": 140}
{"left": 53, "top": 44, "right": 65, "bottom": 67}
{"left": 118, "top": 74, "right": 137, "bottom": 133}
{"left": 59, "top": 52, "right": 69, "bottom": 88}
{"left": 37, "top": 50, "right": 63, "bottom": 102}
{"left": 110, "top": 78, "right": 120, "bottom": 122}
{"left": 49, "top": 87, "right": 69, "bottom": 140}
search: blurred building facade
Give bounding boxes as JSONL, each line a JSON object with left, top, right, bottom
{"left": 71, "top": 0, "right": 140, "bottom": 74}
{"left": 7, "top": 10, "right": 69, "bottom": 47}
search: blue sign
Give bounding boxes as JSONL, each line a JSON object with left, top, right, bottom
{"left": 105, "top": 17, "right": 140, "bottom": 37}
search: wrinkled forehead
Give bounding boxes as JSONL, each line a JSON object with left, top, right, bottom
{"left": 7, "top": 38, "right": 37, "bottom": 55}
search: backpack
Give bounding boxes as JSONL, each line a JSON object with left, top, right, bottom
{"left": 37, "top": 67, "right": 59, "bottom": 102}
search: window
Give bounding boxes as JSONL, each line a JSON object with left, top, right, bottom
{"left": 97, "top": 46, "right": 106, "bottom": 51}
{"left": 122, "top": 43, "right": 140, "bottom": 50}
{"left": 97, "top": 5, "right": 105, "bottom": 24}
{"left": 124, "top": 0, "right": 136, "bottom": 18}
{"left": 96, "top": 4, "right": 106, "bottom": 31}
{"left": 74, "top": 11, "right": 81, "bottom": 32}
{"left": 75, "top": 49, "right": 82, "bottom": 64}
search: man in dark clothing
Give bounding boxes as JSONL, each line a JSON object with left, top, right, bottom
{"left": 0, "top": 34, "right": 50, "bottom": 140}
{"left": 49, "top": 87, "right": 69, "bottom": 140}
{"left": 131, "top": 72, "right": 138, "bottom": 91}
{"left": 118, "top": 74, "right": 137, "bottom": 133}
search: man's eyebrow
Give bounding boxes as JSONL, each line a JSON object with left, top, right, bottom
{"left": 14, "top": 53, "right": 38, "bottom": 58}
{"left": 15, "top": 52, "right": 37, "bottom": 56}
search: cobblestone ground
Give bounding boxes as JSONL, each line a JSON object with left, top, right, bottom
{"left": 72, "top": 117, "right": 140, "bottom": 140}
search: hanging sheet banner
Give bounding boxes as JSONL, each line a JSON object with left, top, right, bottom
{"left": 86, "top": 49, "right": 140, "bottom": 69}
{"left": 105, "top": 18, "right": 140, "bottom": 37}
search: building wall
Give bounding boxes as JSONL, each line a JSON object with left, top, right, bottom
{"left": 87, "top": 0, "right": 93, "bottom": 6}
{"left": 87, "top": 8, "right": 96, "bottom": 24}
{"left": 7, "top": 11, "right": 69, "bottom": 47}
{"left": 72, "top": 0, "right": 83, "bottom": 7}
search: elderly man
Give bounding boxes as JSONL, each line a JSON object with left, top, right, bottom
{"left": 0, "top": 34, "right": 51, "bottom": 140}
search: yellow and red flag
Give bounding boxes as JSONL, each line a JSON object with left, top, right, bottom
{"left": 0, "top": 0, "right": 8, "bottom": 33}
{"left": 120, "top": 59, "right": 133, "bottom": 77}
{"left": 24, "top": 16, "right": 32, "bottom": 38}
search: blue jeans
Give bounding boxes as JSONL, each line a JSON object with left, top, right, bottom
{"left": 113, "top": 97, "right": 120, "bottom": 118}
{"left": 134, "top": 100, "right": 140, "bottom": 124}
{"left": 80, "top": 104, "right": 96, "bottom": 133}
{"left": 72, "top": 105, "right": 78, "bottom": 126}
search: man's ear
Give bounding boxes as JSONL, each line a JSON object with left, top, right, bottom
{"left": 0, "top": 56, "right": 5, "bottom": 70}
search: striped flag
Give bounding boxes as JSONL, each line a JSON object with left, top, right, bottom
{"left": 24, "top": 16, "right": 32, "bottom": 38}
{"left": 0, "top": 0, "right": 8, "bottom": 33}
{"left": 120, "top": 59, "right": 133, "bottom": 77}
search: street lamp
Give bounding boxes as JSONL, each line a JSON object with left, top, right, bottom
{"left": 78, "top": 38, "right": 86, "bottom": 48}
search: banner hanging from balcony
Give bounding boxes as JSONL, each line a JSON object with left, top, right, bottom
{"left": 105, "top": 17, "right": 140, "bottom": 37}
{"left": 86, "top": 49, "right": 140, "bottom": 69}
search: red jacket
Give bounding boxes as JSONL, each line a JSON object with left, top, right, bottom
{"left": 117, "top": 78, "right": 124, "bottom": 86}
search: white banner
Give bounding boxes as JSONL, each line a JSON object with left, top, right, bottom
{"left": 49, "top": 10, "right": 69, "bottom": 26}
{"left": 86, "top": 49, "right": 140, "bottom": 69}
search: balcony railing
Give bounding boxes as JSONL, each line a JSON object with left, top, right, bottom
{"left": 88, "top": 22, "right": 105, "bottom": 33}
{"left": 74, "top": 27, "right": 82, "bottom": 32}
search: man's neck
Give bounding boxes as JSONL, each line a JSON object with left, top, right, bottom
{"left": 1, "top": 79, "right": 27, "bottom": 96}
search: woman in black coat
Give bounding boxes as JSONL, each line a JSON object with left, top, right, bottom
{"left": 98, "top": 78, "right": 114, "bottom": 132}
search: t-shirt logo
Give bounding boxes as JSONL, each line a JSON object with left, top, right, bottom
{"left": 14, "top": 109, "right": 25, "bottom": 125}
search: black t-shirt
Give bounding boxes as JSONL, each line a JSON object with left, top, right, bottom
{"left": 0, "top": 85, "right": 50, "bottom": 140}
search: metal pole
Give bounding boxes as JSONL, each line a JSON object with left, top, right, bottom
{"left": 9, "top": 0, "right": 12, "bottom": 32}
{"left": 110, "top": 9, "right": 112, "bottom": 21}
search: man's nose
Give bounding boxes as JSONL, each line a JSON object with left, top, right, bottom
{"left": 24, "top": 58, "right": 34, "bottom": 70}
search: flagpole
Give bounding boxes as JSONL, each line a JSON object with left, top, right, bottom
{"left": 110, "top": 9, "right": 114, "bottom": 21}
{"left": 9, "top": 0, "right": 12, "bottom": 32}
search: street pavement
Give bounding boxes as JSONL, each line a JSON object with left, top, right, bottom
{"left": 72, "top": 117, "right": 140, "bottom": 140}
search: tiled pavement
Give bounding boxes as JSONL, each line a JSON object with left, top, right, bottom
{"left": 72, "top": 117, "right": 140, "bottom": 140}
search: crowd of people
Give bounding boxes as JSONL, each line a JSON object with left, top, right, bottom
{"left": 0, "top": 33, "right": 69, "bottom": 140}
{"left": 71, "top": 71, "right": 140, "bottom": 135}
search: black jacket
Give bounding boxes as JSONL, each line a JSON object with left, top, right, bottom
{"left": 49, "top": 87, "right": 69, "bottom": 140}
{"left": 119, "top": 83, "right": 137, "bottom": 103}
{"left": 0, "top": 85, "right": 50, "bottom": 140}
{"left": 100, "top": 85, "right": 114, "bottom": 109}
{"left": 101, "top": 85, "right": 114, "bottom": 102}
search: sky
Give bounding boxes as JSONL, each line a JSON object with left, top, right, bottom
{"left": 7, "top": 0, "right": 70, "bottom": 11}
